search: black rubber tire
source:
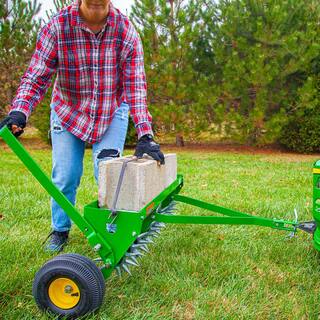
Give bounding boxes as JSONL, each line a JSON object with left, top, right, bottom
{"left": 32, "top": 254, "right": 105, "bottom": 319}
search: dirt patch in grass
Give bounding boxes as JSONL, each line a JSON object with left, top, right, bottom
{"left": 161, "top": 143, "right": 320, "bottom": 160}
{"left": 0, "top": 137, "right": 50, "bottom": 150}
{"left": 2, "top": 137, "right": 320, "bottom": 160}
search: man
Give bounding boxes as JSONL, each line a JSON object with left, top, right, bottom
{"left": 0, "top": 0, "right": 164, "bottom": 252}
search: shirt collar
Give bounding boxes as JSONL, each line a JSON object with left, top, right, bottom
{"left": 71, "top": 1, "right": 116, "bottom": 30}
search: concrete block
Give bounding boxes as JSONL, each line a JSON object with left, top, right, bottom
{"left": 98, "top": 154, "right": 177, "bottom": 211}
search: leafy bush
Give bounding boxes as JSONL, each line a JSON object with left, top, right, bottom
{"left": 279, "top": 109, "right": 320, "bottom": 153}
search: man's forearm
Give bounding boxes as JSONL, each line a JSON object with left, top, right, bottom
{"left": 11, "top": 77, "right": 52, "bottom": 119}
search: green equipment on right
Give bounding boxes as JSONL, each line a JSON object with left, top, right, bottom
{"left": 313, "top": 161, "right": 320, "bottom": 250}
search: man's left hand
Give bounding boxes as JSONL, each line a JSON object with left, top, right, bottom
{"left": 134, "top": 134, "right": 165, "bottom": 165}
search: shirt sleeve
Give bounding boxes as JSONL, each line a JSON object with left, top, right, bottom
{"left": 10, "top": 23, "right": 58, "bottom": 119}
{"left": 121, "top": 29, "right": 153, "bottom": 139}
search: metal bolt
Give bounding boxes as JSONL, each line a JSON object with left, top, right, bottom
{"left": 93, "top": 244, "right": 102, "bottom": 252}
{"left": 140, "top": 216, "right": 144, "bottom": 220}
{"left": 105, "top": 259, "right": 112, "bottom": 269}
{"left": 64, "top": 285, "right": 73, "bottom": 294}
{"left": 132, "top": 231, "right": 137, "bottom": 237}
{"left": 84, "top": 228, "right": 88, "bottom": 232}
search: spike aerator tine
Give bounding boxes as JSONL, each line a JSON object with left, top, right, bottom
{"left": 125, "top": 258, "right": 139, "bottom": 267}
{"left": 115, "top": 266, "right": 122, "bottom": 277}
{"left": 121, "top": 263, "right": 132, "bottom": 276}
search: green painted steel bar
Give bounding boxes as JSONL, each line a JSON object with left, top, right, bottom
{"left": 313, "top": 161, "right": 320, "bottom": 250}
{"left": 171, "top": 194, "right": 298, "bottom": 231}
{"left": 173, "top": 194, "right": 252, "bottom": 217}
{"left": 0, "top": 126, "right": 90, "bottom": 233}
{"left": 155, "top": 213, "right": 297, "bottom": 231}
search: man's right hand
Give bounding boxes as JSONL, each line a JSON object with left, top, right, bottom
{"left": 0, "top": 111, "right": 26, "bottom": 137}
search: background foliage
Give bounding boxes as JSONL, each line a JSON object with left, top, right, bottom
{"left": 0, "top": 0, "right": 40, "bottom": 116}
{"left": 1, "top": 0, "right": 320, "bottom": 151}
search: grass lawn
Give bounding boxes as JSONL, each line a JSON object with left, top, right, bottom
{"left": 1, "top": 141, "right": 320, "bottom": 319}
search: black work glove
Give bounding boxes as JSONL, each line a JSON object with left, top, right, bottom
{"left": 0, "top": 111, "right": 26, "bottom": 137}
{"left": 134, "top": 134, "right": 165, "bottom": 165}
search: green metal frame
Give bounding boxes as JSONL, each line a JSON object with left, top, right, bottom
{"left": 0, "top": 126, "right": 312, "bottom": 280}
{"left": 313, "top": 161, "right": 320, "bottom": 250}
{"left": 156, "top": 194, "right": 297, "bottom": 231}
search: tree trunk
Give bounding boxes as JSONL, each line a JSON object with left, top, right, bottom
{"left": 175, "top": 134, "right": 185, "bottom": 147}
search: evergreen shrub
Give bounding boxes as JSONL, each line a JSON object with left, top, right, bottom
{"left": 279, "top": 109, "right": 320, "bottom": 153}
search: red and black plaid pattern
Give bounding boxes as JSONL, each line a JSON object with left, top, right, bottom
{"left": 11, "top": 1, "right": 153, "bottom": 143}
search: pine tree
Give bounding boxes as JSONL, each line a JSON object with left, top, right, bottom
{"left": 131, "top": 0, "right": 206, "bottom": 143}
{"left": 45, "top": 0, "right": 71, "bottom": 20}
{"left": 131, "top": 0, "right": 320, "bottom": 145}
{"left": 201, "top": 0, "right": 320, "bottom": 144}
{"left": 0, "top": 0, "right": 40, "bottom": 116}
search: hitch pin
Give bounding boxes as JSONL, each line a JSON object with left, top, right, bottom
{"left": 286, "top": 208, "right": 298, "bottom": 239}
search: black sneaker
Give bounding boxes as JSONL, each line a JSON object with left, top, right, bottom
{"left": 44, "top": 231, "right": 69, "bottom": 253}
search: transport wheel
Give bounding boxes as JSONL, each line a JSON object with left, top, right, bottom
{"left": 32, "top": 253, "right": 105, "bottom": 319}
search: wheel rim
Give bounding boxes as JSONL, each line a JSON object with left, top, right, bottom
{"left": 48, "top": 277, "right": 80, "bottom": 310}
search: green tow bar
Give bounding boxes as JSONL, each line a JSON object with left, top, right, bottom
{"left": 0, "top": 124, "right": 317, "bottom": 318}
{"left": 156, "top": 194, "right": 297, "bottom": 232}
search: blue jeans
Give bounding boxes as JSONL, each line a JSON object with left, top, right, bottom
{"left": 50, "top": 102, "right": 129, "bottom": 232}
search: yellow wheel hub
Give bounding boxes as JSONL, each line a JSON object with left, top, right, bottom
{"left": 48, "top": 278, "right": 80, "bottom": 310}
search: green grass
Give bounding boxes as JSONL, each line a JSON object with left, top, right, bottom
{"left": 1, "top": 144, "right": 320, "bottom": 319}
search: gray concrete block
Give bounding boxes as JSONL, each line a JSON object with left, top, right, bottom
{"left": 98, "top": 154, "right": 177, "bottom": 211}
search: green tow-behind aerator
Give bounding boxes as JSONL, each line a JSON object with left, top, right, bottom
{"left": 0, "top": 124, "right": 319, "bottom": 318}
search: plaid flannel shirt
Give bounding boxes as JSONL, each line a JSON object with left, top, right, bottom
{"left": 10, "top": 1, "right": 153, "bottom": 143}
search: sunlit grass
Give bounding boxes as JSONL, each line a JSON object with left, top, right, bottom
{"left": 0, "top": 143, "right": 320, "bottom": 319}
